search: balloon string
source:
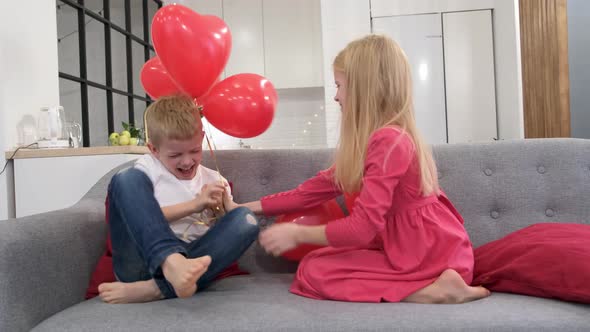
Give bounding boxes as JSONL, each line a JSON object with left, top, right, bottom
{"left": 143, "top": 107, "right": 150, "bottom": 143}
{"left": 205, "top": 134, "right": 223, "bottom": 183}
{"left": 182, "top": 104, "right": 226, "bottom": 242}
{"left": 197, "top": 104, "right": 222, "bottom": 182}
{"left": 204, "top": 119, "right": 218, "bottom": 150}
{"left": 201, "top": 104, "right": 226, "bottom": 216}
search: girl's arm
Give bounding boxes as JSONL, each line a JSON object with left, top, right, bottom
{"left": 240, "top": 200, "right": 263, "bottom": 214}
{"left": 259, "top": 168, "right": 342, "bottom": 216}
{"left": 260, "top": 128, "right": 415, "bottom": 255}
{"left": 224, "top": 168, "right": 342, "bottom": 216}
{"left": 224, "top": 198, "right": 263, "bottom": 214}
{"left": 260, "top": 224, "right": 327, "bottom": 256}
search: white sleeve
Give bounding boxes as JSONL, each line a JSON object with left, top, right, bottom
{"left": 134, "top": 154, "right": 158, "bottom": 184}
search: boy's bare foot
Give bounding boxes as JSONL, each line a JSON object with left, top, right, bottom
{"left": 98, "top": 279, "right": 164, "bottom": 304}
{"left": 403, "top": 269, "right": 490, "bottom": 304}
{"left": 162, "top": 253, "right": 211, "bottom": 298}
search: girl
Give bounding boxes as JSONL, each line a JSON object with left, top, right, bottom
{"left": 232, "top": 35, "right": 490, "bottom": 303}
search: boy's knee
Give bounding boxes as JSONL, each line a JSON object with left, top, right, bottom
{"left": 110, "top": 168, "right": 150, "bottom": 191}
{"left": 245, "top": 213, "right": 258, "bottom": 226}
{"left": 230, "top": 207, "right": 260, "bottom": 234}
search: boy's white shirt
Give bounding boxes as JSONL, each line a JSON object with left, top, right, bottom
{"left": 134, "top": 153, "right": 232, "bottom": 243}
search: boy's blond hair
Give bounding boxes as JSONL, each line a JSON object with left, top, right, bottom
{"left": 145, "top": 95, "right": 202, "bottom": 147}
{"left": 332, "top": 34, "right": 439, "bottom": 196}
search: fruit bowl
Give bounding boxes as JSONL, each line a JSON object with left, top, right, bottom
{"left": 107, "top": 135, "right": 143, "bottom": 146}
{"left": 108, "top": 122, "right": 144, "bottom": 146}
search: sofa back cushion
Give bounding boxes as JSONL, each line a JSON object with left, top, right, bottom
{"left": 433, "top": 138, "right": 590, "bottom": 248}
{"left": 87, "top": 139, "right": 590, "bottom": 273}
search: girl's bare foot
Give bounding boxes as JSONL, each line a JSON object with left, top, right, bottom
{"left": 162, "top": 253, "right": 211, "bottom": 298}
{"left": 403, "top": 269, "right": 490, "bottom": 304}
{"left": 98, "top": 279, "right": 163, "bottom": 304}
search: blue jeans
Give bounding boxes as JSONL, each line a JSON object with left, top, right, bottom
{"left": 107, "top": 167, "right": 259, "bottom": 299}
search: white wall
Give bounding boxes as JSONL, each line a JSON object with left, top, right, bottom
{"left": 202, "top": 88, "right": 326, "bottom": 150}
{"left": 0, "top": 83, "right": 11, "bottom": 220}
{"left": 244, "top": 88, "right": 326, "bottom": 149}
{"left": 370, "top": 0, "right": 524, "bottom": 140}
{"left": 0, "top": 1, "right": 60, "bottom": 219}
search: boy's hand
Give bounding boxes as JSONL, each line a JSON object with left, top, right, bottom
{"left": 195, "top": 183, "right": 225, "bottom": 212}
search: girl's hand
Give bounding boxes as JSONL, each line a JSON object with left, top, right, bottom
{"left": 222, "top": 182, "right": 239, "bottom": 212}
{"left": 259, "top": 223, "right": 301, "bottom": 256}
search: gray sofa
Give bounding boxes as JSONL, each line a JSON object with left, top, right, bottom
{"left": 2, "top": 138, "right": 590, "bottom": 331}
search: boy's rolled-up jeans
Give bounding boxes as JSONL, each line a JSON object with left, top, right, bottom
{"left": 107, "top": 167, "right": 259, "bottom": 299}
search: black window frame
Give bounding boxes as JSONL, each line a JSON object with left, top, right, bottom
{"left": 57, "top": 0, "right": 162, "bottom": 147}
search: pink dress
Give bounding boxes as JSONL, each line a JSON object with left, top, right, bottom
{"left": 261, "top": 127, "right": 475, "bottom": 302}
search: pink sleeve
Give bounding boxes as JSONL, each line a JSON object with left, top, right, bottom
{"left": 325, "top": 128, "right": 415, "bottom": 247}
{"left": 260, "top": 168, "right": 342, "bottom": 216}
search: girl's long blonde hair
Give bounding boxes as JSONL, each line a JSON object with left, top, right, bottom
{"left": 333, "top": 34, "right": 439, "bottom": 196}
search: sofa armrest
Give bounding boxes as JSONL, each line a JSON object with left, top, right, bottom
{"left": 0, "top": 198, "right": 106, "bottom": 332}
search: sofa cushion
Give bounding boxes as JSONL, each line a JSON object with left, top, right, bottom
{"left": 473, "top": 223, "right": 590, "bottom": 303}
{"left": 35, "top": 274, "right": 590, "bottom": 331}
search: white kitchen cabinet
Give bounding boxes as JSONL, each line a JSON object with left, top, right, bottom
{"left": 262, "top": 0, "right": 323, "bottom": 89}
{"left": 369, "top": 0, "right": 496, "bottom": 17}
{"left": 372, "top": 10, "right": 497, "bottom": 144}
{"left": 10, "top": 147, "right": 146, "bottom": 217}
{"left": 166, "top": 0, "right": 323, "bottom": 89}
{"left": 223, "top": 0, "right": 265, "bottom": 78}
{"left": 320, "top": 0, "right": 371, "bottom": 147}
{"left": 165, "top": 0, "right": 223, "bottom": 17}
{"left": 443, "top": 10, "right": 497, "bottom": 143}
{"left": 372, "top": 14, "right": 448, "bottom": 144}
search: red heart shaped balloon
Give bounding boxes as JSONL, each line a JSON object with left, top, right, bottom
{"left": 152, "top": 4, "right": 231, "bottom": 99}
{"left": 202, "top": 73, "right": 277, "bottom": 138}
{"left": 140, "top": 56, "right": 181, "bottom": 99}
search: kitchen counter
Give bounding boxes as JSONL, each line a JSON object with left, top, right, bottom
{"left": 6, "top": 146, "right": 148, "bottom": 218}
{"left": 5, "top": 146, "right": 149, "bottom": 160}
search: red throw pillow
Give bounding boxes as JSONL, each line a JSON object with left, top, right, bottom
{"left": 472, "top": 223, "right": 590, "bottom": 303}
{"left": 85, "top": 196, "right": 116, "bottom": 299}
{"left": 85, "top": 181, "right": 248, "bottom": 300}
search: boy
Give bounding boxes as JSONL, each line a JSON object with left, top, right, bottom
{"left": 99, "top": 95, "right": 259, "bottom": 303}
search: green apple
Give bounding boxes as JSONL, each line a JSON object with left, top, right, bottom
{"left": 118, "top": 135, "right": 130, "bottom": 146}
{"left": 109, "top": 132, "right": 120, "bottom": 145}
{"left": 120, "top": 130, "right": 131, "bottom": 138}
{"left": 129, "top": 137, "right": 139, "bottom": 146}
